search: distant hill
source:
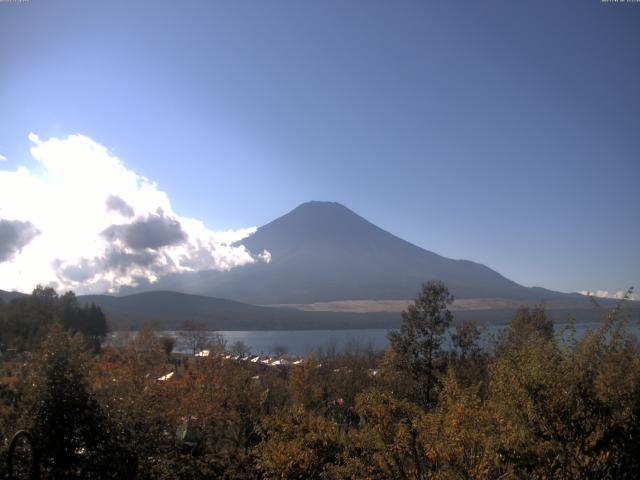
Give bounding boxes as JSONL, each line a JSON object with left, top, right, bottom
{"left": 131, "top": 201, "right": 592, "bottom": 305}
{"left": 78, "top": 290, "right": 625, "bottom": 331}
{"left": 0, "top": 289, "right": 27, "bottom": 303}
{"left": 2, "top": 287, "right": 633, "bottom": 331}
{"left": 78, "top": 291, "right": 399, "bottom": 330}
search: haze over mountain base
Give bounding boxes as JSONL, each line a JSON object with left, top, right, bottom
{"left": 122, "top": 202, "right": 597, "bottom": 304}
{"left": 2, "top": 202, "right": 636, "bottom": 330}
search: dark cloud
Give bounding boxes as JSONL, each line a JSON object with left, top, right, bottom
{"left": 55, "top": 211, "right": 185, "bottom": 285}
{"left": 57, "top": 258, "right": 99, "bottom": 283}
{"left": 102, "top": 211, "right": 187, "bottom": 250}
{"left": 55, "top": 247, "right": 161, "bottom": 283}
{"left": 103, "top": 247, "right": 160, "bottom": 273}
{"left": 106, "top": 195, "right": 135, "bottom": 218}
{"left": 0, "top": 219, "right": 40, "bottom": 262}
{"left": 119, "top": 276, "right": 153, "bottom": 292}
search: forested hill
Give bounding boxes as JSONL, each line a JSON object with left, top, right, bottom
{"left": 4, "top": 288, "right": 636, "bottom": 331}
{"left": 77, "top": 290, "right": 631, "bottom": 331}
{"left": 0, "top": 286, "right": 107, "bottom": 351}
{"left": 0, "top": 289, "right": 26, "bottom": 303}
{"left": 78, "top": 291, "right": 399, "bottom": 330}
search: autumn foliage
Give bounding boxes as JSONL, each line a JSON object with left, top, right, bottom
{"left": 0, "top": 283, "right": 639, "bottom": 479}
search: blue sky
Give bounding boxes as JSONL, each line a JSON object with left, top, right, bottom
{"left": 0, "top": 0, "right": 638, "bottom": 296}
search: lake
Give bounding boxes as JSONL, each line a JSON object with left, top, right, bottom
{"left": 111, "top": 320, "right": 640, "bottom": 356}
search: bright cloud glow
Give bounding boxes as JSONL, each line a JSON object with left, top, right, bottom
{"left": 578, "top": 289, "right": 636, "bottom": 301}
{"left": 0, "top": 133, "right": 266, "bottom": 294}
{"left": 0, "top": 154, "right": 6, "bottom": 161}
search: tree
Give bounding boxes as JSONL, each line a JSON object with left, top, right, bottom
{"left": 387, "top": 280, "right": 453, "bottom": 407}
{"left": 271, "top": 344, "right": 288, "bottom": 357}
{"left": 338, "top": 389, "right": 431, "bottom": 479}
{"left": 60, "top": 292, "right": 109, "bottom": 352}
{"left": 209, "top": 332, "right": 227, "bottom": 356}
{"left": 489, "top": 303, "right": 640, "bottom": 479}
{"left": 159, "top": 335, "right": 176, "bottom": 360}
{"left": 179, "top": 320, "right": 212, "bottom": 356}
{"left": 255, "top": 407, "right": 343, "bottom": 480}
{"left": 451, "top": 321, "right": 481, "bottom": 360}
{"left": 451, "top": 320, "right": 486, "bottom": 387}
{"left": 289, "top": 354, "right": 324, "bottom": 410}
{"left": 229, "top": 340, "right": 250, "bottom": 356}
{"left": 0, "top": 287, "right": 109, "bottom": 353}
{"left": 414, "top": 371, "right": 503, "bottom": 480}
{"left": 497, "top": 304, "right": 553, "bottom": 353}
{"left": 25, "top": 323, "right": 135, "bottom": 479}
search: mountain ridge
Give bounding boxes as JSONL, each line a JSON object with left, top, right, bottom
{"left": 130, "top": 201, "right": 580, "bottom": 304}
{"left": 2, "top": 287, "right": 633, "bottom": 331}
{"left": 78, "top": 290, "right": 400, "bottom": 330}
{"left": 5, "top": 201, "right": 634, "bottom": 329}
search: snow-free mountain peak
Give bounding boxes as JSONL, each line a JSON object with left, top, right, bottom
{"left": 124, "top": 201, "right": 576, "bottom": 305}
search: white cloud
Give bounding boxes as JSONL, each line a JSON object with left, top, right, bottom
{"left": 257, "top": 249, "right": 272, "bottom": 263}
{"left": 578, "top": 289, "right": 636, "bottom": 301}
{"left": 0, "top": 154, "right": 6, "bottom": 161}
{"left": 0, "top": 133, "right": 268, "bottom": 294}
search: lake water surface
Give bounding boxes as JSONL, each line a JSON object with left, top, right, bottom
{"left": 112, "top": 321, "right": 640, "bottom": 356}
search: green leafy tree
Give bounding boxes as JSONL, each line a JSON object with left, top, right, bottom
{"left": 499, "top": 304, "right": 553, "bottom": 351}
{"left": 0, "top": 287, "right": 108, "bottom": 352}
{"left": 24, "top": 323, "right": 135, "bottom": 479}
{"left": 60, "top": 291, "right": 109, "bottom": 352}
{"left": 451, "top": 320, "right": 486, "bottom": 387}
{"left": 388, "top": 280, "right": 453, "bottom": 407}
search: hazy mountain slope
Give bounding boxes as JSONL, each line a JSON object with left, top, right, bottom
{"left": 79, "top": 290, "right": 630, "bottom": 330}
{"left": 0, "top": 289, "right": 27, "bottom": 303}
{"left": 78, "top": 291, "right": 399, "bottom": 330}
{"left": 79, "top": 290, "right": 629, "bottom": 331}
{"left": 135, "top": 201, "right": 578, "bottom": 304}
{"left": 238, "top": 201, "right": 539, "bottom": 301}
